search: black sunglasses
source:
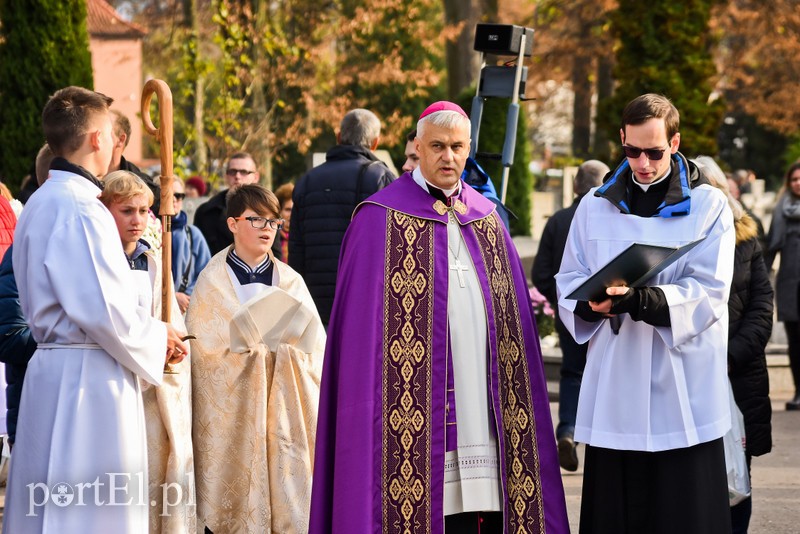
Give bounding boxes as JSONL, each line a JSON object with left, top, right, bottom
{"left": 226, "top": 168, "right": 255, "bottom": 177}
{"left": 621, "top": 144, "right": 670, "bottom": 161}
{"left": 173, "top": 193, "right": 186, "bottom": 200}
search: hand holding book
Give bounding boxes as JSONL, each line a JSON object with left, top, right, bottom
{"left": 565, "top": 237, "right": 706, "bottom": 302}
{"left": 588, "top": 286, "right": 632, "bottom": 335}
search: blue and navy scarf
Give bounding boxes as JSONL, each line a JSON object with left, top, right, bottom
{"left": 594, "top": 151, "right": 707, "bottom": 218}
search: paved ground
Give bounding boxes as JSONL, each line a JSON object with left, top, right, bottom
{"left": 0, "top": 395, "right": 795, "bottom": 533}
{"left": 555, "top": 392, "right": 800, "bottom": 533}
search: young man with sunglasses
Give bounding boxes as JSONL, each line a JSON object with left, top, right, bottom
{"left": 556, "top": 94, "right": 735, "bottom": 533}
{"left": 194, "top": 152, "right": 261, "bottom": 255}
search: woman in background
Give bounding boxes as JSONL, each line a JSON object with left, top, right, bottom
{"left": 765, "top": 162, "right": 800, "bottom": 411}
{"left": 274, "top": 182, "right": 294, "bottom": 262}
{"left": 696, "top": 156, "right": 773, "bottom": 534}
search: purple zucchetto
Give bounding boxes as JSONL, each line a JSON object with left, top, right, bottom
{"left": 419, "top": 101, "right": 468, "bottom": 120}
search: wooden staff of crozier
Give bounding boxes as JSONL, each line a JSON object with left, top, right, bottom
{"left": 141, "top": 80, "right": 179, "bottom": 372}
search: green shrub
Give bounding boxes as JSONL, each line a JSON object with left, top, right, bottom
{"left": 0, "top": 0, "right": 94, "bottom": 193}
{"left": 458, "top": 89, "right": 533, "bottom": 236}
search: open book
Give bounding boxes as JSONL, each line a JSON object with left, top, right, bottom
{"left": 565, "top": 236, "right": 706, "bottom": 302}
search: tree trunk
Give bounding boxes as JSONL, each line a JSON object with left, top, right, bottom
{"left": 594, "top": 54, "right": 615, "bottom": 161}
{"left": 572, "top": 43, "right": 592, "bottom": 158}
{"left": 443, "top": 0, "right": 482, "bottom": 99}
{"left": 194, "top": 75, "right": 208, "bottom": 174}
{"left": 191, "top": 0, "right": 208, "bottom": 174}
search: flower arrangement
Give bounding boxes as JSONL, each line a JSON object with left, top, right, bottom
{"left": 529, "top": 286, "right": 556, "bottom": 339}
{"left": 142, "top": 211, "right": 163, "bottom": 251}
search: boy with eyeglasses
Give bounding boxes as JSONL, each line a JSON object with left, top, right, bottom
{"left": 186, "top": 184, "right": 324, "bottom": 533}
{"left": 194, "top": 152, "right": 260, "bottom": 255}
{"left": 556, "top": 93, "right": 735, "bottom": 533}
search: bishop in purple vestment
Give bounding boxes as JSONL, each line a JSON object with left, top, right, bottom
{"left": 309, "top": 102, "right": 568, "bottom": 534}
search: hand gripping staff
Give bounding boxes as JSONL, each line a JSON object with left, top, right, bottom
{"left": 142, "top": 80, "right": 193, "bottom": 373}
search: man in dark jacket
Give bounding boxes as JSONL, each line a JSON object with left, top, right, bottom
{"left": 531, "top": 159, "right": 608, "bottom": 472}
{"left": 289, "top": 109, "right": 395, "bottom": 325}
{"left": 110, "top": 110, "right": 161, "bottom": 214}
{"left": 194, "top": 152, "right": 262, "bottom": 256}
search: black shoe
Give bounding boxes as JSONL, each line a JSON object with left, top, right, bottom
{"left": 786, "top": 395, "right": 800, "bottom": 411}
{"left": 557, "top": 436, "right": 579, "bottom": 472}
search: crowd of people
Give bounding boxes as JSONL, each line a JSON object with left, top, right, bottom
{"left": 0, "top": 86, "right": 797, "bottom": 534}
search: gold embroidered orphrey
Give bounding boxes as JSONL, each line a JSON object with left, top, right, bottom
{"left": 473, "top": 214, "right": 545, "bottom": 532}
{"left": 380, "top": 207, "right": 545, "bottom": 532}
{"left": 382, "top": 210, "right": 434, "bottom": 534}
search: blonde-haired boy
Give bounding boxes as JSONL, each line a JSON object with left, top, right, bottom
{"left": 100, "top": 170, "right": 196, "bottom": 533}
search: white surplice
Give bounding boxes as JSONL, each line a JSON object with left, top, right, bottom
{"left": 411, "top": 169, "right": 501, "bottom": 515}
{"left": 5, "top": 170, "right": 167, "bottom": 533}
{"left": 556, "top": 183, "right": 735, "bottom": 452}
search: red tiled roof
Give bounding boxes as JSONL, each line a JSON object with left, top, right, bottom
{"left": 86, "top": 0, "right": 147, "bottom": 38}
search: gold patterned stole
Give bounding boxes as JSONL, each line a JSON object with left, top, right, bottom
{"left": 381, "top": 210, "right": 435, "bottom": 534}
{"left": 473, "top": 215, "right": 545, "bottom": 532}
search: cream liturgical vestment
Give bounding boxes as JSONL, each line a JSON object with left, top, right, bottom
{"left": 132, "top": 251, "right": 197, "bottom": 533}
{"left": 186, "top": 249, "right": 325, "bottom": 533}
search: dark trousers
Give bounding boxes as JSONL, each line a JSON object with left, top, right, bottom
{"left": 555, "top": 318, "right": 587, "bottom": 439}
{"left": 580, "top": 438, "right": 731, "bottom": 534}
{"left": 445, "top": 511, "right": 503, "bottom": 533}
{"left": 730, "top": 454, "right": 753, "bottom": 534}
{"left": 785, "top": 321, "right": 800, "bottom": 393}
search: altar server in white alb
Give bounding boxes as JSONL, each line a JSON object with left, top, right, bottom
{"left": 4, "top": 86, "right": 187, "bottom": 533}
{"left": 556, "top": 93, "right": 735, "bottom": 534}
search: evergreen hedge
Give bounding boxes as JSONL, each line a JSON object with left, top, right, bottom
{"left": 0, "top": 0, "right": 94, "bottom": 193}
{"left": 459, "top": 91, "right": 533, "bottom": 236}
{"left": 596, "top": 0, "right": 724, "bottom": 160}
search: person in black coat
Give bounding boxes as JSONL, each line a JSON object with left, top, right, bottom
{"left": 696, "top": 156, "right": 773, "bottom": 534}
{"left": 0, "top": 245, "right": 37, "bottom": 449}
{"left": 531, "top": 159, "right": 608, "bottom": 472}
{"left": 289, "top": 109, "right": 395, "bottom": 325}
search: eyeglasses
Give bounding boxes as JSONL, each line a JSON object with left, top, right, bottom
{"left": 226, "top": 168, "right": 256, "bottom": 177}
{"left": 173, "top": 193, "right": 186, "bottom": 200}
{"left": 232, "top": 216, "right": 284, "bottom": 230}
{"left": 621, "top": 144, "right": 671, "bottom": 161}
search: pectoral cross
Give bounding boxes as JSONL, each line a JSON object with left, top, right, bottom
{"left": 449, "top": 258, "right": 469, "bottom": 288}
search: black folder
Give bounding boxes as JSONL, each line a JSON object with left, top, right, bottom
{"left": 565, "top": 237, "right": 706, "bottom": 302}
